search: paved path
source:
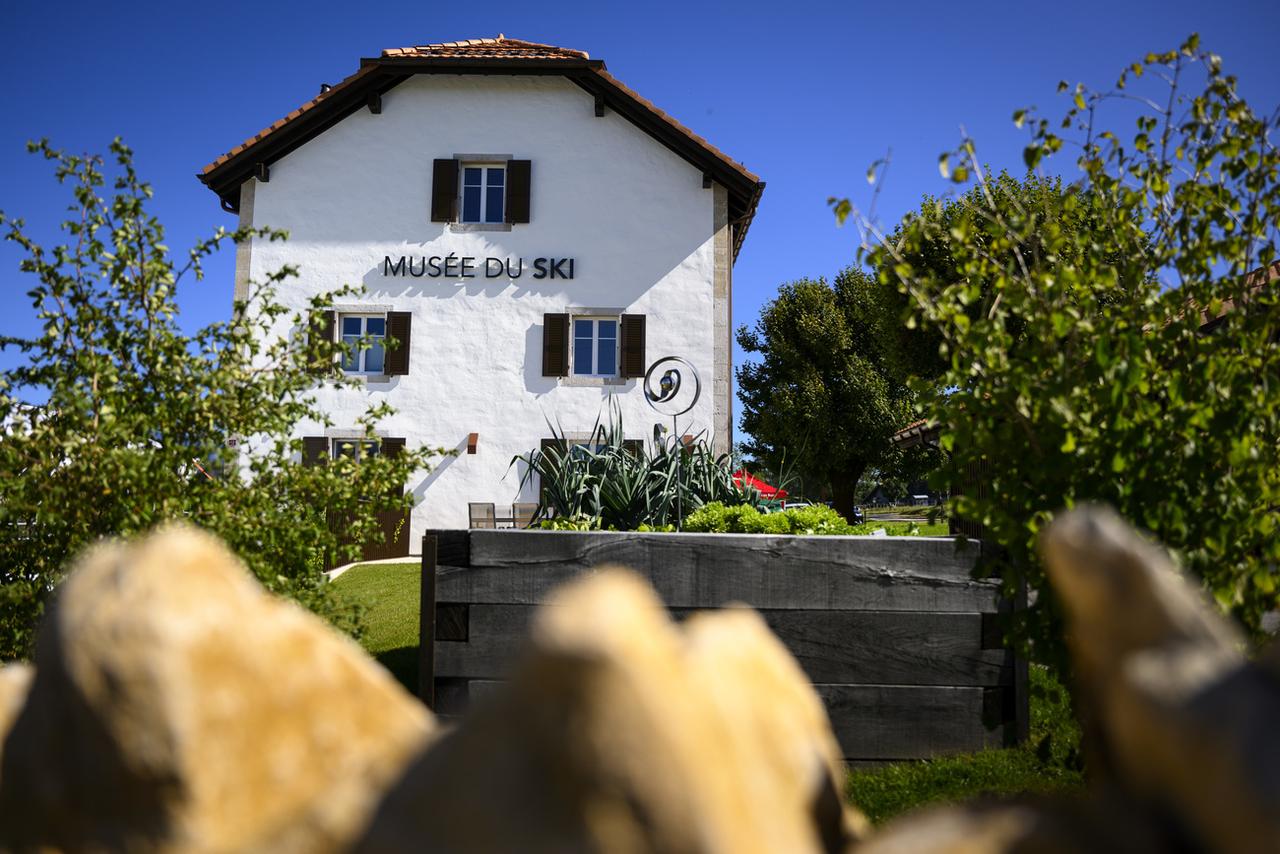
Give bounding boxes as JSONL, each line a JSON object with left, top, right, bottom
{"left": 326, "top": 554, "right": 420, "bottom": 582}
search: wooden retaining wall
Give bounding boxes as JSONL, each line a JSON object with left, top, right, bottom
{"left": 417, "top": 529, "right": 1027, "bottom": 763}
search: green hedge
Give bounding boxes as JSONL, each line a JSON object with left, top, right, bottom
{"left": 683, "top": 502, "right": 866, "bottom": 535}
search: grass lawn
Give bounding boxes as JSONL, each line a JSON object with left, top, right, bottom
{"left": 863, "top": 520, "right": 950, "bottom": 537}
{"left": 330, "top": 561, "right": 421, "bottom": 693}
{"left": 332, "top": 561, "right": 1085, "bottom": 823}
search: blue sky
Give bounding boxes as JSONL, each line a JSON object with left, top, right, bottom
{"left": 2, "top": 0, "right": 1277, "bottom": 421}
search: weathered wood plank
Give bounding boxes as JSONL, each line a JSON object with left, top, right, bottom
{"left": 437, "top": 679, "right": 1009, "bottom": 761}
{"left": 817, "top": 684, "right": 1010, "bottom": 760}
{"left": 437, "top": 530, "right": 997, "bottom": 612}
{"left": 417, "top": 535, "right": 437, "bottom": 708}
{"left": 434, "top": 604, "right": 1010, "bottom": 687}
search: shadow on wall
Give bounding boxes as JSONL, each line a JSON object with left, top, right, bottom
{"left": 409, "top": 435, "right": 466, "bottom": 505}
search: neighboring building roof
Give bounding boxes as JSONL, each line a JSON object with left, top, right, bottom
{"left": 198, "top": 35, "right": 764, "bottom": 258}
{"left": 890, "top": 419, "right": 939, "bottom": 449}
{"left": 1196, "top": 259, "right": 1280, "bottom": 333}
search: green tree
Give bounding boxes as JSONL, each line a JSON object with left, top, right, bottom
{"left": 874, "top": 172, "right": 1150, "bottom": 383}
{"left": 736, "top": 267, "right": 936, "bottom": 520}
{"left": 0, "top": 140, "right": 443, "bottom": 659}
{"left": 840, "top": 35, "right": 1280, "bottom": 669}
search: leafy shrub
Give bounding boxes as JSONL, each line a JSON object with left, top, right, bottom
{"left": 684, "top": 501, "right": 863, "bottom": 535}
{"left": 840, "top": 36, "right": 1280, "bottom": 666}
{"left": 0, "top": 141, "right": 440, "bottom": 658}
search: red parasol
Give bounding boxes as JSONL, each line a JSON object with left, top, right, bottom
{"left": 733, "top": 470, "right": 788, "bottom": 499}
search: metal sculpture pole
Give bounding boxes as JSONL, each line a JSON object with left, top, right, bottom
{"left": 643, "top": 357, "right": 701, "bottom": 531}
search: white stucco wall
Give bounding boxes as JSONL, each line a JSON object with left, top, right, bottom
{"left": 243, "top": 74, "right": 726, "bottom": 539}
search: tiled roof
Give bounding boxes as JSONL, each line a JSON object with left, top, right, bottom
{"left": 890, "top": 419, "right": 940, "bottom": 448}
{"left": 198, "top": 35, "right": 763, "bottom": 256}
{"left": 381, "top": 36, "right": 590, "bottom": 61}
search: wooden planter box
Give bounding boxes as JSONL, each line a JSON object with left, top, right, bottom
{"left": 417, "top": 529, "right": 1026, "bottom": 763}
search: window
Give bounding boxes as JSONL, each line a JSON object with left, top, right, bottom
{"left": 460, "top": 164, "right": 505, "bottom": 224}
{"left": 340, "top": 315, "right": 385, "bottom": 374}
{"left": 572, "top": 317, "right": 618, "bottom": 377}
{"left": 332, "top": 438, "right": 380, "bottom": 461}
{"left": 433, "top": 159, "right": 529, "bottom": 225}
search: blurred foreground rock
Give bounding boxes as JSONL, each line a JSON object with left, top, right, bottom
{"left": 1040, "top": 508, "right": 1280, "bottom": 854}
{"left": 861, "top": 506, "right": 1280, "bottom": 854}
{"left": 357, "top": 569, "right": 864, "bottom": 853}
{"left": 2, "top": 510, "right": 1276, "bottom": 852}
{"left": 0, "top": 525, "right": 435, "bottom": 852}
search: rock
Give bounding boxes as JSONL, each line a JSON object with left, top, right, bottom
{"left": 853, "top": 796, "right": 1171, "bottom": 854}
{"left": 0, "top": 523, "right": 434, "bottom": 853}
{"left": 357, "top": 567, "right": 863, "bottom": 853}
{"left": 0, "top": 663, "right": 32, "bottom": 780}
{"left": 1040, "top": 506, "right": 1280, "bottom": 854}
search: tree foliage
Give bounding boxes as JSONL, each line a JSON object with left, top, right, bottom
{"left": 736, "top": 267, "right": 936, "bottom": 519}
{"left": 839, "top": 35, "right": 1280, "bottom": 668}
{"left": 877, "top": 172, "right": 1150, "bottom": 383}
{"left": 0, "top": 140, "right": 442, "bottom": 659}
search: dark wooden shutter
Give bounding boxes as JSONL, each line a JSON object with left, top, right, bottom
{"left": 380, "top": 437, "right": 406, "bottom": 498}
{"left": 431, "top": 159, "right": 459, "bottom": 222}
{"left": 385, "top": 311, "right": 412, "bottom": 376}
{"left": 506, "top": 159, "right": 531, "bottom": 224}
{"left": 309, "top": 310, "right": 335, "bottom": 375}
{"left": 542, "top": 313, "right": 569, "bottom": 377}
{"left": 302, "top": 436, "right": 329, "bottom": 467}
{"left": 623, "top": 439, "right": 643, "bottom": 458}
{"left": 619, "top": 314, "right": 646, "bottom": 378}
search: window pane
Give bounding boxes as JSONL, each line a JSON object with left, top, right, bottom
{"left": 334, "top": 440, "right": 357, "bottom": 459}
{"left": 485, "top": 186, "right": 504, "bottom": 223}
{"left": 487, "top": 167, "right": 505, "bottom": 187}
{"left": 598, "top": 320, "right": 617, "bottom": 339}
{"left": 574, "top": 337, "right": 594, "bottom": 375}
{"left": 365, "top": 342, "right": 384, "bottom": 373}
{"left": 597, "top": 337, "right": 616, "bottom": 376}
{"left": 366, "top": 317, "right": 385, "bottom": 336}
{"left": 342, "top": 335, "right": 360, "bottom": 371}
{"left": 362, "top": 441, "right": 380, "bottom": 458}
{"left": 574, "top": 319, "right": 593, "bottom": 339}
{"left": 342, "top": 316, "right": 362, "bottom": 335}
{"left": 463, "top": 167, "right": 482, "bottom": 186}
{"left": 462, "top": 186, "right": 481, "bottom": 223}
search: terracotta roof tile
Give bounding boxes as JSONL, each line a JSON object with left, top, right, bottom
{"left": 384, "top": 36, "right": 589, "bottom": 60}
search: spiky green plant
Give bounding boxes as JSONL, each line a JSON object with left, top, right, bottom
{"left": 511, "top": 403, "right": 757, "bottom": 530}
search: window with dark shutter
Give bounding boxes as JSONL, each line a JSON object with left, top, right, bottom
{"left": 308, "top": 310, "right": 335, "bottom": 375}
{"left": 623, "top": 439, "right": 644, "bottom": 458}
{"left": 506, "top": 159, "right": 531, "bottom": 224}
{"left": 619, "top": 314, "right": 646, "bottom": 378}
{"left": 384, "top": 312, "right": 412, "bottom": 376}
{"left": 302, "top": 436, "right": 329, "bottom": 467}
{"left": 542, "top": 313, "right": 569, "bottom": 377}
{"left": 431, "top": 159, "right": 459, "bottom": 222}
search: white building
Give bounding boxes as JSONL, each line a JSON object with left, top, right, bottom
{"left": 200, "top": 36, "right": 763, "bottom": 552}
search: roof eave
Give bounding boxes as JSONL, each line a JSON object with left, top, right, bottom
{"left": 199, "top": 57, "right": 764, "bottom": 254}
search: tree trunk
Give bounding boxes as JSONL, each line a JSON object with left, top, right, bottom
{"left": 829, "top": 464, "right": 867, "bottom": 522}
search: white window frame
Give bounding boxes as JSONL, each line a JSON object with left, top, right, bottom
{"left": 571, "top": 316, "right": 620, "bottom": 378}
{"left": 331, "top": 438, "right": 380, "bottom": 462}
{"left": 338, "top": 313, "right": 387, "bottom": 375}
{"left": 459, "top": 162, "right": 506, "bottom": 224}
